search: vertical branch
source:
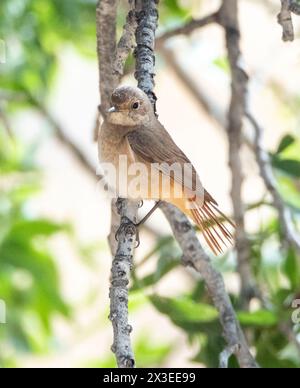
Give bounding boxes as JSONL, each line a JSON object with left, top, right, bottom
{"left": 134, "top": 0, "right": 159, "bottom": 112}
{"left": 219, "top": 0, "right": 256, "bottom": 309}
{"left": 114, "top": 1, "right": 137, "bottom": 79}
{"left": 96, "top": 0, "right": 138, "bottom": 368}
{"left": 96, "top": 0, "right": 118, "bottom": 113}
{"left": 109, "top": 199, "right": 139, "bottom": 368}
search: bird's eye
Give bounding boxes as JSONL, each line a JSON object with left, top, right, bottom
{"left": 132, "top": 102, "right": 139, "bottom": 110}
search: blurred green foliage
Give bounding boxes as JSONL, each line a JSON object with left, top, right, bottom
{"left": 0, "top": 132, "right": 71, "bottom": 366}
{"left": 1, "top": 0, "right": 300, "bottom": 368}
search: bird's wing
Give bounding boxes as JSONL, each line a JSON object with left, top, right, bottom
{"left": 126, "top": 123, "right": 204, "bottom": 199}
{"left": 127, "top": 123, "right": 235, "bottom": 256}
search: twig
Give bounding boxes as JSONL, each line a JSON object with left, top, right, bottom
{"left": 96, "top": 0, "right": 138, "bottom": 368}
{"left": 219, "top": 0, "right": 257, "bottom": 308}
{"left": 219, "top": 344, "right": 241, "bottom": 368}
{"left": 114, "top": 0, "right": 137, "bottom": 79}
{"left": 161, "top": 203, "right": 258, "bottom": 368}
{"left": 159, "top": 45, "right": 226, "bottom": 128}
{"left": 245, "top": 112, "right": 300, "bottom": 253}
{"left": 156, "top": 11, "right": 219, "bottom": 46}
{"left": 278, "top": 0, "right": 294, "bottom": 41}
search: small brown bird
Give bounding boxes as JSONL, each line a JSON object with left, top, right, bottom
{"left": 98, "top": 86, "right": 234, "bottom": 254}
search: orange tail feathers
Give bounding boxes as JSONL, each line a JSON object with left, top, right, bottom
{"left": 189, "top": 194, "right": 235, "bottom": 256}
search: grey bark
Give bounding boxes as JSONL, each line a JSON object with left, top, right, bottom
{"left": 134, "top": 0, "right": 159, "bottom": 113}
{"left": 278, "top": 0, "right": 294, "bottom": 41}
{"left": 109, "top": 199, "right": 139, "bottom": 368}
{"left": 96, "top": 0, "right": 138, "bottom": 368}
{"left": 156, "top": 11, "right": 219, "bottom": 45}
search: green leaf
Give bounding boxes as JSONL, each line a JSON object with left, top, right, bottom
{"left": 132, "top": 236, "right": 180, "bottom": 291}
{"left": 163, "top": 0, "right": 190, "bottom": 18}
{"left": 150, "top": 295, "right": 219, "bottom": 333}
{"left": 272, "top": 156, "right": 300, "bottom": 178}
{"left": 277, "top": 175, "right": 300, "bottom": 210}
{"left": 213, "top": 56, "right": 230, "bottom": 74}
{"left": 9, "top": 219, "right": 67, "bottom": 241}
{"left": 276, "top": 135, "right": 296, "bottom": 154}
{"left": 237, "top": 310, "right": 278, "bottom": 327}
{"left": 283, "top": 248, "right": 300, "bottom": 290}
{"left": 134, "top": 335, "right": 173, "bottom": 368}
{"left": 131, "top": 255, "right": 180, "bottom": 291}
{"left": 84, "top": 335, "right": 173, "bottom": 368}
{"left": 256, "top": 330, "right": 299, "bottom": 368}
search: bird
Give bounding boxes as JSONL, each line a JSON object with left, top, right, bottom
{"left": 98, "top": 85, "right": 235, "bottom": 255}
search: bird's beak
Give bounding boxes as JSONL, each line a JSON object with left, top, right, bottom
{"left": 107, "top": 106, "right": 117, "bottom": 113}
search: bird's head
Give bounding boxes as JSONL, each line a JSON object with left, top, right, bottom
{"left": 106, "top": 86, "right": 154, "bottom": 126}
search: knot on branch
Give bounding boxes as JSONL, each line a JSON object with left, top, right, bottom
{"left": 116, "top": 197, "right": 126, "bottom": 214}
{"left": 113, "top": 254, "right": 133, "bottom": 271}
{"left": 225, "top": 26, "right": 240, "bottom": 39}
{"left": 120, "top": 355, "right": 135, "bottom": 368}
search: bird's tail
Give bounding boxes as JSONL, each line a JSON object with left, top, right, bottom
{"left": 189, "top": 194, "right": 235, "bottom": 255}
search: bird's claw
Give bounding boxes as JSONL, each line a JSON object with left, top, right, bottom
{"left": 114, "top": 216, "right": 140, "bottom": 248}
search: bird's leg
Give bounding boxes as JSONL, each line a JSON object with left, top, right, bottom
{"left": 135, "top": 200, "right": 162, "bottom": 227}
{"left": 115, "top": 201, "right": 162, "bottom": 248}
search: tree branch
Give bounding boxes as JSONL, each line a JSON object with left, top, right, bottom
{"left": 219, "top": 344, "right": 241, "bottom": 368}
{"left": 134, "top": 0, "right": 159, "bottom": 113}
{"left": 109, "top": 198, "right": 139, "bottom": 368}
{"left": 113, "top": 0, "right": 137, "bottom": 79}
{"left": 219, "top": 0, "right": 257, "bottom": 308}
{"left": 96, "top": 0, "right": 138, "bottom": 368}
{"left": 161, "top": 203, "right": 258, "bottom": 368}
{"left": 156, "top": 11, "right": 219, "bottom": 46}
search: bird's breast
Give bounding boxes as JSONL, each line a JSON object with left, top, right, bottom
{"left": 98, "top": 133, "right": 145, "bottom": 198}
